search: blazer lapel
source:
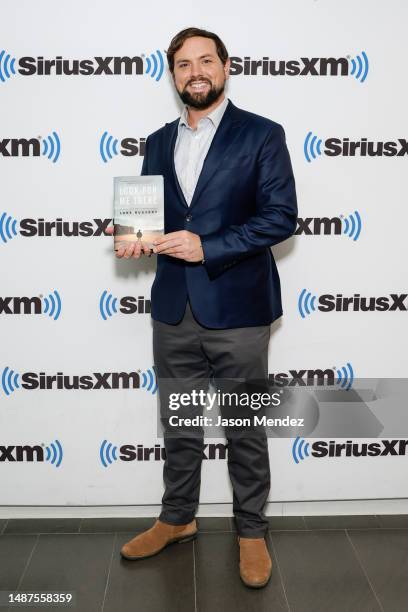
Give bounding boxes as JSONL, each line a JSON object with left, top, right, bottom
{"left": 189, "top": 101, "right": 246, "bottom": 210}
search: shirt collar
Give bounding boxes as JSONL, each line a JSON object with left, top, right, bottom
{"left": 179, "top": 96, "right": 229, "bottom": 130}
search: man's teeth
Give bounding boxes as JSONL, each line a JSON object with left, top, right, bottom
{"left": 190, "top": 82, "right": 208, "bottom": 90}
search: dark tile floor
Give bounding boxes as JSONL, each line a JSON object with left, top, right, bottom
{"left": 1, "top": 515, "right": 407, "bottom": 611}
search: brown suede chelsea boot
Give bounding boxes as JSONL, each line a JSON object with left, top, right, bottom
{"left": 120, "top": 519, "right": 197, "bottom": 560}
{"left": 238, "top": 536, "right": 272, "bottom": 588}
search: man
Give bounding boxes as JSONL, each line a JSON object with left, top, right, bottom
{"left": 112, "top": 27, "right": 297, "bottom": 588}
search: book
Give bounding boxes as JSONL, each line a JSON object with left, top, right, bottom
{"left": 113, "top": 175, "right": 164, "bottom": 251}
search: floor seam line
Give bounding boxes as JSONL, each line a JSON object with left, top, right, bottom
{"left": 345, "top": 529, "right": 385, "bottom": 612}
{"left": 100, "top": 532, "right": 117, "bottom": 612}
{"left": 13, "top": 533, "right": 40, "bottom": 594}
{"left": 193, "top": 538, "right": 198, "bottom": 612}
{"left": 267, "top": 530, "right": 291, "bottom": 612}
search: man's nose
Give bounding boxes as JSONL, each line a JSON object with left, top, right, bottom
{"left": 189, "top": 62, "right": 205, "bottom": 79}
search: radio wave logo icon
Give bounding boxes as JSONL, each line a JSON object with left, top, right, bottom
{"left": 99, "top": 131, "right": 119, "bottom": 163}
{"left": 292, "top": 436, "right": 310, "bottom": 464}
{"left": 335, "top": 362, "right": 354, "bottom": 390}
{"left": 0, "top": 50, "right": 16, "bottom": 83}
{"left": 304, "top": 132, "right": 323, "bottom": 163}
{"left": 349, "top": 51, "right": 369, "bottom": 83}
{"left": 298, "top": 289, "right": 317, "bottom": 318}
{"left": 140, "top": 367, "right": 158, "bottom": 394}
{"left": 144, "top": 50, "right": 164, "bottom": 81}
{"left": 1, "top": 366, "right": 20, "bottom": 396}
{"left": 342, "top": 210, "right": 362, "bottom": 241}
{"left": 100, "top": 439, "right": 118, "bottom": 468}
{"left": 0, "top": 212, "right": 18, "bottom": 244}
{"left": 45, "top": 439, "right": 63, "bottom": 467}
{"left": 42, "top": 290, "right": 62, "bottom": 320}
{"left": 99, "top": 290, "right": 118, "bottom": 320}
{"left": 41, "top": 131, "right": 61, "bottom": 163}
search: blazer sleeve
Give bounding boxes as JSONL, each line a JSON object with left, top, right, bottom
{"left": 200, "top": 124, "right": 297, "bottom": 279}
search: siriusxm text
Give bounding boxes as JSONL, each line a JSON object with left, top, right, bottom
{"left": 17, "top": 56, "right": 145, "bottom": 75}
{"left": 269, "top": 369, "right": 335, "bottom": 386}
{"left": 311, "top": 440, "right": 408, "bottom": 458}
{"left": 18, "top": 372, "right": 141, "bottom": 389}
{"left": 325, "top": 138, "right": 408, "bottom": 157}
{"left": 19, "top": 218, "right": 112, "bottom": 236}
{"left": 317, "top": 294, "right": 407, "bottom": 312}
{"left": 229, "top": 56, "right": 349, "bottom": 76}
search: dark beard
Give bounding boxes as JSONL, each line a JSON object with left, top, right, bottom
{"left": 178, "top": 80, "right": 225, "bottom": 110}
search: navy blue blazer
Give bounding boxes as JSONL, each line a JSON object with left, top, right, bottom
{"left": 142, "top": 99, "right": 297, "bottom": 328}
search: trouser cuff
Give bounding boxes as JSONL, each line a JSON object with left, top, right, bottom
{"left": 159, "top": 510, "right": 196, "bottom": 526}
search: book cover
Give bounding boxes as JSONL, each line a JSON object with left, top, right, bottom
{"left": 113, "top": 175, "right": 164, "bottom": 251}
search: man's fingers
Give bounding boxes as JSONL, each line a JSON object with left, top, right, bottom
{"left": 157, "top": 247, "right": 185, "bottom": 256}
{"left": 132, "top": 243, "right": 144, "bottom": 258}
{"left": 114, "top": 236, "right": 181, "bottom": 258}
{"left": 154, "top": 239, "right": 184, "bottom": 253}
{"left": 114, "top": 240, "right": 151, "bottom": 259}
{"left": 114, "top": 241, "right": 152, "bottom": 259}
{"left": 105, "top": 226, "right": 114, "bottom": 235}
{"left": 153, "top": 231, "right": 183, "bottom": 245}
{"left": 141, "top": 243, "right": 153, "bottom": 256}
{"left": 123, "top": 244, "right": 135, "bottom": 258}
{"left": 124, "top": 242, "right": 142, "bottom": 258}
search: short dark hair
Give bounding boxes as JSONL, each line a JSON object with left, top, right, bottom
{"left": 167, "top": 27, "right": 229, "bottom": 74}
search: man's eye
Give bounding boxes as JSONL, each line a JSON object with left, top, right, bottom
{"left": 179, "top": 63, "right": 188, "bottom": 68}
{"left": 203, "top": 59, "right": 212, "bottom": 63}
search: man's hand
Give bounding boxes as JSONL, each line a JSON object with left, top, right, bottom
{"left": 152, "top": 231, "right": 204, "bottom": 262}
{"left": 105, "top": 226, "right": 152, "bottom": 259}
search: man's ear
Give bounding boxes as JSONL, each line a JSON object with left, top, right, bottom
{"left": 224, "top": 57, "right": 231, "bottom": 80}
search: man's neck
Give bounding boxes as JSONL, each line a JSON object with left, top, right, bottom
{"left": 186, "top": 94, "right": 226, "bottom": 130}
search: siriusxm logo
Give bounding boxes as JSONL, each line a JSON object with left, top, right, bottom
{"left": 292, "top": 437, "right": 408, "bottom": 464}
{"left": 99, "top": 440, "right": 227, "bottom": 467}
{"left": 295, "top": 211, "right": 362, "bottom": 240}
{"left": 0, "top": 440, "right": 63, "bottom": 466}
{"left": 298, "top": 290, "right": 407, "bottom": 317}
{"left": 0, "top": 366, "right": 157, "bottom": 395}
{"left": 99, "top": 132, "right": 145, "bottom": 163}
{"left": 269, "top": 362, "right": 354, "bottom": 390}
{"left": 0, "top": 214, "right": 112, "bottom": 243}
{"left": 99, "top": 291, "right": 151, "bottom": 319}
{"left": 0, "top": 132, "right": 61, "bottom": 162}
{"left": 0, "top": 50, "right": 164, "bottom": 82}
{"left": 0, "top": 291, "right": 62, "bottom": 319}
{"left": 229, "top": 51, "right": 368, "bottom": 82}
{"left": 304, "top": 132, "right": 408, "bottom": 162}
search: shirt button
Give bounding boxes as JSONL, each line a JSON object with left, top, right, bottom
{"left": 185, "top": 214, "right": 192, "bottom": 222}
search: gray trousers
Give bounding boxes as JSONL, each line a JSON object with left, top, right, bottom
{"left": 153, "top": 300, "right": 271, "bottom": 537}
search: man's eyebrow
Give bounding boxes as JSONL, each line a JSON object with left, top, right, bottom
{"left": 176, "top": 54, "right": 215, "bottom": 64}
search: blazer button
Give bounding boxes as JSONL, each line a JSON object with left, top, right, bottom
{"left": 185, "top": 214, "right": 192, "bottom": 222}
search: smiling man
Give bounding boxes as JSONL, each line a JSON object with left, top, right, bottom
{"left": 116, "top": 27, "right": 298, "bottom": 589}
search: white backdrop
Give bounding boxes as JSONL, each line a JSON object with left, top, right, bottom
{"left": 1, "top": 0, "right": 407, "bottom": 507}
